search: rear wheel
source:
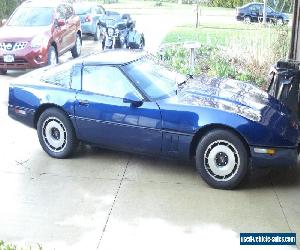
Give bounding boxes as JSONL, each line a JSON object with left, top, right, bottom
{"left": 47, "top": 46, "right": 57, "bottom": 66}
{"left": 244, "top": 16, "right": 251, "bottom": 24}
{"left": 139, "top": 37, "right": 145, "bottom": 49}
{"left": 195, "top": 129, "right": 248, "bottom": 189}
{"left": 37, "top": 108, "right": 78, "bottom": 159}
{"left": 71, "top": 33, "right": 82, "bottom": 58}
{"left": 0, "top": 69, "right": 7, "bottom": 75}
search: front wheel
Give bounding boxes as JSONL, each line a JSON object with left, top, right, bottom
{"left": 244, "top": 16, "right": 251, "bottom": 24}
{"left": 195, "top": 129, "right": 248, "bottom": 189}
{"left": 47, "top": 46, "right": 57, "bottom": 66}
{"left": 37, "top": 108, "right": 78, "bottom": 159}
{"left": 71, "top": 33, "right": 82, "bottom": 58}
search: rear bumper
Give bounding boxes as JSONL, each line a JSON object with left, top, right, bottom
{"left": 81, "top": 23, "right": 96, "bottom": 35}
{"left": 250, "top": 146, "right": 298, "bottom": 168}
{"left": 8, "top": 104, "right": 35, "bottom": 128}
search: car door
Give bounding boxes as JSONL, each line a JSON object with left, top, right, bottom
{"left": 249, "top": 4, "right": 260, "bottom": 22}
{"left": 266, "top": 6, "right": 276, "bottom": 22}
{"left": 74, "top": 65, "right": 162, "bottom": 154}
{"left": 63, "top": 4, "right": 76, "bottom": 51}
{"left": 54, "top": 4, "right": 68, "bottom": 54}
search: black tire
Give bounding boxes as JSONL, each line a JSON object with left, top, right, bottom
{"left": 140, "top": 36, "right": 145, "bottom": 49}
{"left": 47, "top": 46, "right": 57, "bottom": 66}
{"left": 94, "top": 25, "right": 101, "bottom": 41}
{"left": 195, "top": 129, "right": 248, "bottom": 189}
{"left": 102, "top": 39, "right": 105, "bottom": 50}
{"left": 114, "top": 38, "right": 121, "bottom": 49}
{"left": 244, "top": 16, "right": 251, "bottom": 24}
{"left": 71, "top": 33, "right": 82, "bottom": 58}
{"left": 0, "top": 69, "right": 7, "bottom": 75}
{"left": 37, "top": 108, "right": 78, "bottom": 159}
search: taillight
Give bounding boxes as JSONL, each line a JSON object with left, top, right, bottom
{"left": 85, "top": 15, "right": 92, "bottom": 23}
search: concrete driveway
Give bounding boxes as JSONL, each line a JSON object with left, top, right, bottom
{"left": 0, "top": 5, "right": 299, "bottom": 250}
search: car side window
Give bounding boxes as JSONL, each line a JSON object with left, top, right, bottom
{"left": 249, "top": 5, "right": 258, "bottom": 12}
{"left": 41, "top": 68, "right": 72, "bottom": 88}
{"left": 57, "top": 5, "right": 67, "bottom": 20}
{"left": 82, "top": 66, "right": 142, "bottom": 99}
{"left": 65, "top": 5, "right": 74, "bottom": 19}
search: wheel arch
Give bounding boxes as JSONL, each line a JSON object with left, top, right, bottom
{"left": 34, "top": 104, "right": 71, "bottom": 129}
{"left": 190, "top": 124, "right": 250, "bottom": 158}
{"left": 50, "top": 41, "right": 58, "bottom": 56}
{"left": 77, "top": 30, "right": 82, "bottom": 39}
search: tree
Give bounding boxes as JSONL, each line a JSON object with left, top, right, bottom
{"left": 0, "top": 0, "right": 21, "bottom": 20}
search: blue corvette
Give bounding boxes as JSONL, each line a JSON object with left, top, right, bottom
{"left": 8, "top": 50, "right": 299, "bottom": 189}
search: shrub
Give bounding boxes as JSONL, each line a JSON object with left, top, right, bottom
{"left": 159, "top": 24, "right": 290, "bottom": 90}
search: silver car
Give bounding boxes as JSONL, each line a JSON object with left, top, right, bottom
{"left": 74, "top": 1, "right": 106, "bottom": 41}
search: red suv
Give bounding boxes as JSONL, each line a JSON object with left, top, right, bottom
{"left": 0, "top": 1, "right": 82, "bottom": 74}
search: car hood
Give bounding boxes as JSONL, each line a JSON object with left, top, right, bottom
{"left": 0, "top": 25, "right": 49, "bottom": 41}
{"left": 168, "top": 77, "right": 289, "bottom": 122}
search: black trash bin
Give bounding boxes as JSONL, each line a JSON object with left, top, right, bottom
{"left": 268, "top": 60, "right": 300, "bottom": 121}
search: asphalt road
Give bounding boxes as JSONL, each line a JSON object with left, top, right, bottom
{"left": 0, "top": 11, "right": 299, "bottom": 250}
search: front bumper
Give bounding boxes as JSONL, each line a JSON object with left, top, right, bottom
{"left": 250, "top": 146, "right": 298, "bottom": 168}
{"left": 0, "top": 46, "right": 48, "bottom": 70}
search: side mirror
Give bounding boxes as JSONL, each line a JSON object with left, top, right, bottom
{"left": 57, "top": 19, "right": 66, "bottom": 27}
{"left": 1, "top": 19, "right": 7, "bottom": 26}
{"left": 123, "top": 92, "right": 143, "bottom": 107}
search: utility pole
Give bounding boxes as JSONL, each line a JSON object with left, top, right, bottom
{"left": 196, "top": 0, "right": 200, "bottom": 28}
{"left": 263, "top": 0, "right": 267, "bottom": 25}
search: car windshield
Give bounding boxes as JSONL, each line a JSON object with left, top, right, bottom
{"left": 124, "top": 58, "right": 185, "bottom": 100}
{"left": 7, "top": 7, "right": 53, "bottom": 26}
{"left": 74, "top": 5, "right": 91, "bottom": 15}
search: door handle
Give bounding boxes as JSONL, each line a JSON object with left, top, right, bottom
{"left": 78, "top": 99, "right": 90, "bottom": 106}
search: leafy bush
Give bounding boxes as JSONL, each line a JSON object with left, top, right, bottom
{"left": 160, "top": 24, "right": 290, "bottom": 89}
{"left": 0, "top": 240, "right": 42, "bottom": 250}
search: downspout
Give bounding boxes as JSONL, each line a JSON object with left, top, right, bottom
{"left": 289, "top": 0, "right": 300, "bottom": 60}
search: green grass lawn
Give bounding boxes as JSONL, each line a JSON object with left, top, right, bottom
{"left": 160, "top": 22, "right": 291, "bottom": 87}
{"left": 163, "top": 23, "right": 290, "bottom": 48}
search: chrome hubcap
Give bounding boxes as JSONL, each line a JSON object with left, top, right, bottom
{"left": 50, "top": 50, "right": 57, "bottom": 65}
{"left": 244, "top": 17, "right": 251, "bottom": 23}
{"left": 96, "top": 26, "right": 100, "bottom": 40}
{"left": 42, "top": 117, "right": 67, "bottom": 152}
{"left": 204, "top": 140, "right": 240, "bottom": 181}
{"left": 76, "top": 36, "right": 81, "bottom": 54}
